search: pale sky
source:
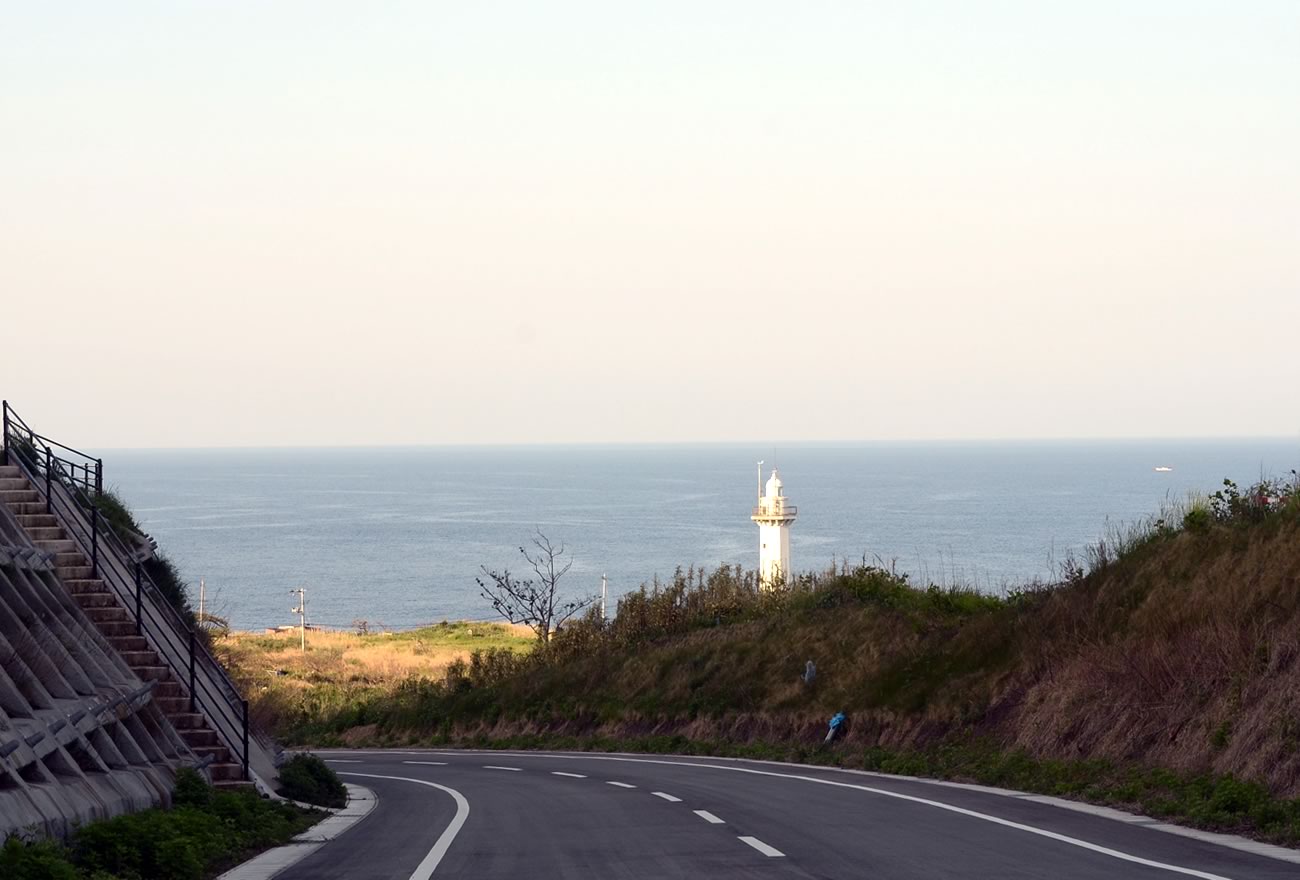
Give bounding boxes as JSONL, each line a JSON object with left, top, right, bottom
{"left": 3, "top": 2, "right": 1297, "bottom": 447}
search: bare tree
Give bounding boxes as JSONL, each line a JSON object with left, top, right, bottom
{"left": 477, "top": 531, "right": 594, "bottom": 643}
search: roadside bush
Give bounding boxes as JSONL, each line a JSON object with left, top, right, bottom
{"left": 278, "top": 753, "right": 347, "bottom": 808}
{"left": 72, "top": 772, "right": 316, "bottom": 880}
{"left": 0, "top": 771, "right": 321, "bottom": 880}
{"left": 0, "top": 837, "right": 80, "bottom": 880}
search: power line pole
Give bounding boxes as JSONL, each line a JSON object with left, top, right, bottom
{"left": 199, "top": 578, "right": 205, "bottom": 624}
{"left": 601, "top": 573, "right": 608, "bottom": 622}
{"left": 290, "top": 587, "right": 306, "bottom": 653}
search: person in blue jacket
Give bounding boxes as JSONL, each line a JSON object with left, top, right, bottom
{"left": 824, "top": 711, "right": 847, "bottom": 745}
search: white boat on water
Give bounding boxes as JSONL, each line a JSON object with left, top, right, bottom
{"left": 1154, "top": 466, "right": 1174, "bottom": 472}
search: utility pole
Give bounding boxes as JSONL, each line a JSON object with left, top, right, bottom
{"left": 601, "top": 573, "right": 608, "bottom": 622}
{"left": 199, "top": 578, "right": 205, "bottom": 624}
{"left": 290, "top": 587, "right": 306, "bottom": 653}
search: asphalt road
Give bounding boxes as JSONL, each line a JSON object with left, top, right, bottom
{"left": 280, "top": 750, "right": 1298, "bottom": 879}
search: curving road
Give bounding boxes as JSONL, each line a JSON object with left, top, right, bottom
{"left": 284, "top": 749, "right": 1298, "bottom": 879}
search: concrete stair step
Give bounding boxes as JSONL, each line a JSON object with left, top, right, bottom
{"left": 85, "top": 606, "right": 129, "bottom": 624}
{"left": 169, "top": 712, "right": 206, "bottom": 729}
{"left": 107, "top": 635, "right": 149, "bottom": 652}
{"left": 33, "top": 539, "right": 75, "bottom": 553}
{"left": 57, "top": 565, "right": 95, "bottom": 580}
{"left": 65, "top": 579, "right": 109, "bottom": 595}
{"left": 118, "top": 650, "right": 161, "bottom": 667}
{"left": 18, "top": 514, "right": 59, "bottom": 528}
{"left": 54, "top": 551, "right": 87, "bottom": 566}
{"left": 26, "top": 528, "right": 65, "bottom": 542}
{"left": 134, "top": 666, "right": 172, "bottom": 682}
{"left": 97, "top": 619, "right": 136, "bottom": 636}
{"left": 154, "top": 681, "right": 183, "bottom": 699}
{"left": 156, "top": 696, "right": 189, "bottom": 714}
{"left": 180, "top": 728, "right": 219, "bottom": 748}
{"left": 0, "top": 465, "right": 22, "bottom": 477}
{"left": 209, "top": 763, "right": 245, "bottom": 782}
{"left": 0, "top": 477, "right": 30, "bottom": 490}
{"left": 7, "top": 501, "right": 47, "bottom": 515}
{"left": 76, "top": 593, "right": 118, "bottom": 609}
{"left": 191, "top": 745, "right": 231, "bottom": 763}
{"left": 0, "top": 489, "right": 40, "bottom": 504}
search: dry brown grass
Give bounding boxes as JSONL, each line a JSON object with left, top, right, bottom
{"left": 215, "top": 622, "right": 534, "bottom": 732}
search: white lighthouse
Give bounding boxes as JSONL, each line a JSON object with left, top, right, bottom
{"left": 751, "top": 465, "right": 797, "bottom": 589}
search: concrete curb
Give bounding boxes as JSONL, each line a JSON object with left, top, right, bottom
{"left": 215, "top": 783, "right": 378, "bottom": 880}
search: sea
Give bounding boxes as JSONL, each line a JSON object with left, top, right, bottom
{"left": 99, "top": 439, "right": 1298, "bottom": 632}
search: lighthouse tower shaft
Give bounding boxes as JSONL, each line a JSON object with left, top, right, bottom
{"left": 751, "top": 468, "right": 796, "bottom": 590}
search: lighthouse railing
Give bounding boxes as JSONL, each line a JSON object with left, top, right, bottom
{"left": 751, "top": 505, "right": 797, "bottom": 518}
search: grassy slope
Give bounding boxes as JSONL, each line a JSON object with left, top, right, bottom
{"left": 323, "top": 516, "right": 1300, "bottom": 788}
{"left": 218, "top": 622, "right": 533, "bottom": 736}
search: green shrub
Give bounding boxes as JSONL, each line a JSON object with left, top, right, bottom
{"left": 278, "top": 753, "right": 348, "bottom": 808}
{"left": 70, "top": 772, "right": 319, "bottom": 879}
{"left": 0, "top": 837, "right": 80, "bottom": 880}
{"left": 171, "top": 767, "right": 212, "bottom": 808}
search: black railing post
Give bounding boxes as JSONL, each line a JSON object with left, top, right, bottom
{"left": 1, "top": 400, "right": 9, "bottom": 465}
{"left": 242, "top": 700, "right": 250, "bottom": 781}
{"left": 45, "top": 447, "right": 52, "bottom": 514}
{"left": 188, "top": 629, "right": 197, "bottom": 713}
{"left": 91, "top": 506, "right": 99, "bottom": 578}
{"left": 134, "top": 562, "right": 143, "bottom": 636}
{"left": 95, "top": 459, "right": 103, "bottom": 498}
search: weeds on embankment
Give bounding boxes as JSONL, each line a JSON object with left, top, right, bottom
{"left": 222, "top": 473, "right": 1300, "bottom": 844}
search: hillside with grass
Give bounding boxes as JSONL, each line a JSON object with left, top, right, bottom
{"left": 223, "top": 474, "right": 1300, "bottom": 843}
{"left": 218, "top": 622, "right": 533, "bottom": 737}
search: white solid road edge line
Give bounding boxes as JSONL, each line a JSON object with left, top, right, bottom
{"left": 738, "top": 836, "right": 785, "bottom": 858}
{"left": 552, "top": 771, "right": 587, "bottom": 778}
{"left": 216, "top": 783, "right": 378, "bottom": 880}
{"left": 651, "top": 791, "right": 682, "bottom": 802}
{"left": 693, "top": 809, "right": 725, "bottom": 824}
{"left": 339, "top": 772, "right": 470, "bottom": 880}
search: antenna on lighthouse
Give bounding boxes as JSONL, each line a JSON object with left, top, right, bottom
{"left": 757, "top": 460, "right": 764, "bottom": 501}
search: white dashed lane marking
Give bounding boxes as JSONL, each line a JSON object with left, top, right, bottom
{"left": 403, "top": 761, "right": 448, "bottom": 766}
{"left": 738, "top": 836, "right": 785, "bottom": 858}
{"left": 483, "top": 765, "right": 523, "bottom": 772}
{"left": 325, "top": 759, "right": 362, "bottom": 763}
{"left": 551, "top": 772, "right": 587, "bottom": 778}
{"left": 606, "top": 781, "right": 637, "bottom": 789}
{"left": 694, "top": 810, "right": 725, "bottom": 824}
{"left": 651, "top": 792, "right": 682, "bottom": 802}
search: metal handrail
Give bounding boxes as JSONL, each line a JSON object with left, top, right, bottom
{"left": 3, "top": 402, "right": 257, "bottom": 779}
{"left": 3, "top": 401, "right": 102, "bottom": 495}
{"left": 751, "top": 504, "right": 797, "bottom": 518}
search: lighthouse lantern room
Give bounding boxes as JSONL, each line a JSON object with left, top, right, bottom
{"left": 751, "top": 464, "right": 797, "bottom": 589}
